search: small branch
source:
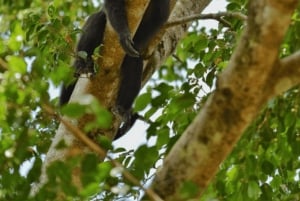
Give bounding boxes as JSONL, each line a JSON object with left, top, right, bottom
{"left": 0, "top": 57, "right": 8, "bottom": 71}
{"left": 266, "top": 50, "right": 300, "bottom": 97}
{"left": 280, "top": 51, "right": 300, "bottom": 73}
{"left": 172, "top": 54, "right": 185, "bottom": 64}
{"left": 165, "top": 12, "right": 247, "bottom": 28}
{"left": 42, "top": 105, "right": 163, "bottom": 201}
{"left": 43, "top": 105, "right": 107, "bottom": 157}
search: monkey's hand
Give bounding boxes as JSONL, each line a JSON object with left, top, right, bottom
{"left": 119, "top": 33, "right": 140, "bottom": 57}
{"left": 74, "top": 57, "right": 96, "bottom": 78}
{"left": 115, "top": 111, "right": 140, "bottom": 139}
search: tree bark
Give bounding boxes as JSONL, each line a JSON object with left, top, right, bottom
{"left": 150, "top": 0, "right": 299, "bottom": 200}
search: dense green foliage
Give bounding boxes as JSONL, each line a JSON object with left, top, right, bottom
{"left": 0, "top": 0, "right": 299, "bottom": 200}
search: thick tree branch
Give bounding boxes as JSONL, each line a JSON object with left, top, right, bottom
{"left": 150, "top": 0, "right": 299, "bottom": 200}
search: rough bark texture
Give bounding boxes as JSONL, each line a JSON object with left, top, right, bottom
{"left": 151, "top": 0, "right": 299, "bottom": 200}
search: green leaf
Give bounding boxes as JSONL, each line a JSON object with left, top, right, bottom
{"left": 260, "top": 183, "right": 273, "bottom": 200}
{"left": 156, "top": 127, "right": 170, "bottom": 147}
{"left": 80, "top": 182, "right": 101, "bottom": 198}
{"left": 7, "top": 56, "right": 27, "bottom": 74}
{"left": 134, "top": 92, "right": 151, "bottom": 111}
{"left": 247, "top": 181, "right": 261, "bottom": 199}
{"left": 261, "top": 160, "right": 274, "bottom": 175}
{"left": 226, "top": 165, "right": 239, "bottom": 182}
{"left": 97, "top": 162, "right": 112, "bottom": 181}
{"left": 88, "top": 102, "right": 113, "bottom": 129}
{"left": 77, "top": 50, "right": 88, "bottom": 60}
{"left": 7, "top": 23, "right": 24, "bottom": 51}
{"left": 133, "top": 145, "right": 159, "bottom": 178}
{"left": 180, "top": 181, "right": 199, "bottom": 199}
{"left": 60, "top": 103, "right": 87, "bottom": 118}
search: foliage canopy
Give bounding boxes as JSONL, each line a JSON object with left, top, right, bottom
{"left": 0, "top": 0, "right": 299, "bottom": 200}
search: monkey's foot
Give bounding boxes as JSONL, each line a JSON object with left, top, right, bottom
{"left": 112, "top": 106, "right": 140, "bottom": 139}
{"left": 119, "top": 34, "right": 140, "bottom": 57}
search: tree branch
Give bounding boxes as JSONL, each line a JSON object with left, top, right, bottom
{"left": 31, "top": 0, "right": 151, "bottom": 196}
{"left": 0, "top": 57, "right": 8, "bottom": 71}
{"left": 150, "top": 0, "right": 299, "bottom": 200}
{"left": 165, "top": 12, "right": 247, "bottom": 28}
{"left": 265, "top": 51, "right": 300, "bottom": 97}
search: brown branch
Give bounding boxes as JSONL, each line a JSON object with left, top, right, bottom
{"left": 43, "top": 105, "right": 107, "bottom": 157}
{"left": 151, "top": 0, "right": 298, "bottom": 200}
{"left": 165, "top": 12, "right": 247, "bottom": 28}
{"left": 281, "top": 51, "right": 300, "bottom": 69}
{"left": 0, "top": 57, "right": 8, "bottom": 71}
{"left": 281, "top": 51, "right": 300, "bottom": 77}
{"left": 266, "top": 50, "right": 300, "bottom": 98}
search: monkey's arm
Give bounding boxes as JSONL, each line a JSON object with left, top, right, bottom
{"left": 59, "top": 11, "right": 107, "bottom": 106}
{"left": 104, "top": 0, "right": 139, "bottom": 57}
{"left": 75, "top": 11, "right": 107, "bottom": 75}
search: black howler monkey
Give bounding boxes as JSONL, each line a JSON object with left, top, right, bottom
{"left": 60, "top": 0, "right": 170, "bottom": 139}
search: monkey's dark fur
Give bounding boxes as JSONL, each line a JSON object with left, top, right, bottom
{"left": 60, "top": 0, "right": 170, "bottom": 139}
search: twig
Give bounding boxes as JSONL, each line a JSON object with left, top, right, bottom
{"left": 165, "top": 12, "right": 247, "bottom": 28}
{"left": 172, "top": 54, "right": 184, "bottom": 64}
{"left": 0, "top": 57, "right": 8, "bottom": 71}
